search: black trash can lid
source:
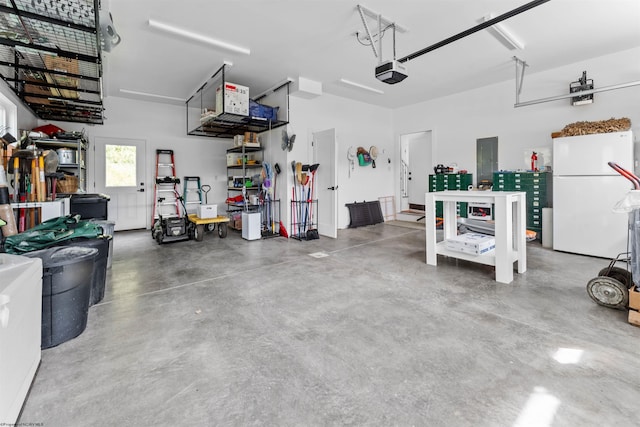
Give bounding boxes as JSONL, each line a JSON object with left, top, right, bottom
{"left": 89, "top": 219, "right": 116, "bottom": 225}
{"left": 24, "top": 246, "right": 98, "bottom": 268}
{"left": 70, "top": 193, "right": 110, "bottom": 201}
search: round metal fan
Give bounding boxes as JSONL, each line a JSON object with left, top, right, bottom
{"left": 281, "top": 129, "right": 296, "bottom": 152}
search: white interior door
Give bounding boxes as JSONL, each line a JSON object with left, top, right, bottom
{"left": 313, "top": 129, "right": 337, "bottom": 238}
{"left": 94, "top": 137, "right": 147, "bottom": 231}
{"left": 401, "top": 131, "right": 432, "bottom": 210}
{"left": 400, "top": 138, "right": 410, "bottom": 211}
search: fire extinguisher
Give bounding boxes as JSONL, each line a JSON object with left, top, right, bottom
{"left": 531, "top": 151, "right": 538, "bottom": 172}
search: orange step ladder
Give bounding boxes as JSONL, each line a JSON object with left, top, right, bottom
{"left": 151, "top": 149, "right": 181, "bottom": 225}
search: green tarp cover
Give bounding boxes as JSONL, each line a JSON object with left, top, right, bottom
{"left": 4, "top": 215, "right": 103, "bottom": 254}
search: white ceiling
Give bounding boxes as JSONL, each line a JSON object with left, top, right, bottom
{"left": 105, "top": 0, "right": 640, "bottom": 109}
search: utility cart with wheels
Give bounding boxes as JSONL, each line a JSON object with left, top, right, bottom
{"left": 587, "top": 163, "right": 640, "bottom": 311}
{"left": 187, "top": 214, "right": 229, "bottom": 241}
{"left": 587, "top": 252, "right": 634, "bottom": 309}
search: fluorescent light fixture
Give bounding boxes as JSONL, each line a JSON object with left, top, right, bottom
{"left": 147, "top": 19, "right": 250, "bottom": 55}
{"left": 339, "top": 78, "right": 384, "bottom": 95}
{"left": 120, "top": 89, "right": 186, "bottom": 102}
{"left": 483, "top": 13, "right": 524, "bottom": 50}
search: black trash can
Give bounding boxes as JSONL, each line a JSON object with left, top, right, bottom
{"left": 90, "top": 219, "right": 116, "bottom": 268}
{"left": 69, "top": 193, "right": 110, "bottom": 220}
{"left": 55, "top": 236, "right": 111, "bottom": 305}
{"left": 25, "top": 246, "right": 98, "bottom": 349}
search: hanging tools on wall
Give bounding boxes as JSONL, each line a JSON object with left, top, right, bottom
{"left": 7, "top": 149, "right": 50, "bottom": 232}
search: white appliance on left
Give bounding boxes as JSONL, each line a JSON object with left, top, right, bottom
{"left": 553, "top": 131, "right": 634, "bottom": 258}
{"left": 242, "top": 212, "right": 261, "bottom": 241}
{"left": 0, "top": 254, "right": 42, "bottom": 425}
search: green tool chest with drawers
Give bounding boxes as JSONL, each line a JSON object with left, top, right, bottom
{"left": 428, "top": 173, "right": 473, "bottom": 218}
{"left": 492, "top": 171, "right": 552, "bottom": 236}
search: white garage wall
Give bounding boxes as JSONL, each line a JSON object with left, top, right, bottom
{"left": 10, "top": 46, "right": 639, "bottom": 232}
{"left": 43, "top": 96, "right": 227, "bottom": 229}
{"left": 288, "top": 94, "right": 394, "bottom": 230}
{"left": 33, "top": 92, "right": 394, "bottom": 232}
{"left": 393, "top": 46, "right": 640, "bottom": 190}
{"left": 73, "top": 94, "right": 394, "bottom": 232}
{"left": 0, "top": 84, "right": 38, "bottom": 133}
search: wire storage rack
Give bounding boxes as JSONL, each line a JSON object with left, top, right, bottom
{"left": 0, "top": 0, "right": 104, "bottom": 124}
{"left": 186, "top": 64, "right": 290, "bottom": 138}
{"left": 260, "top": 199, "right": 280, "bottom": 238}
{"left": 290, "top": 199, "right": 318, "bottom": 241}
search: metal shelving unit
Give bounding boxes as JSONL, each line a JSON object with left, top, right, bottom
{"left": 34, "top": 136, "right": 87, "bottom": 193}
{"left": 0, "top": 0, "right": 104, "bottom": 124}
{"left": 186, "top": 64, "right": 289, "bottom": 138}
{"left": 226, "top": 145, "right": 263, "bottom": 229}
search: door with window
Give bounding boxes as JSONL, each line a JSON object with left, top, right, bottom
{"left": 94, "top": 137, "right": 146, "bottom": 230}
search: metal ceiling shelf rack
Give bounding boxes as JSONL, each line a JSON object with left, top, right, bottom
{"left": 0, "top": 0, "right": 104, "bottom": 124}
{"left": 186, "top": 64, "right": 289, "bottom": 138}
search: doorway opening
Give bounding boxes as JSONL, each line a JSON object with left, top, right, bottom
{"left": 399, "top": 131, "right": 432, "bottom": 214}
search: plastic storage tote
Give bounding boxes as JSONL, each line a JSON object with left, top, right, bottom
{"left": 90, "top": 219, "right": 115, "bottom": 268}
{"left": 69, "top": 193, "right": 110, "bottom": 220}
{"left": 55, "top": 236, "right": 111, "bottom": 305}
{"left": 24, "top": 246, "right": 98, "bottom": 349}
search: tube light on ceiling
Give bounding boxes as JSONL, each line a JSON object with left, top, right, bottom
{"left": 482, "top": 13, "right": 525, "bottom": 50}
{"left": 120, "top": 89, "right": 186, "bottom": 102}
{"left": 339, "top": 78, "right": 384, "bottom": 94}
{"left": 147, "top": 19, "right": 251, "bottom": 55}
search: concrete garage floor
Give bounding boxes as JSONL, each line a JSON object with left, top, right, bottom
{"left": 19, "top": 223, "right": 639, "bottom": 426}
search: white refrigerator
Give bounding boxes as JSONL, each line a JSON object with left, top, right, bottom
{"left": 553, "top": 131, "right": 634, "bottom": 258}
